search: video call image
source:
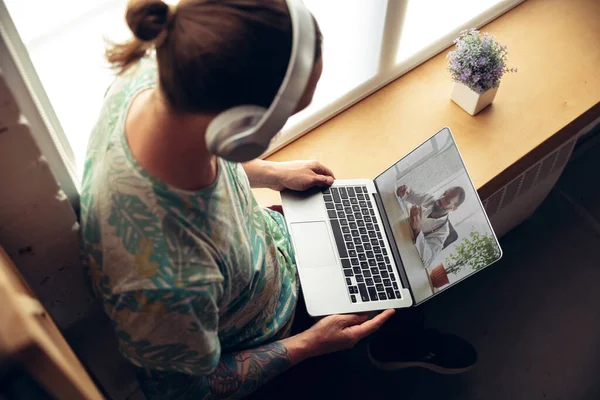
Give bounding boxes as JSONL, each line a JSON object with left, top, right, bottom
{"left": 375, "top": 129, "right": 501, "bottom": 303}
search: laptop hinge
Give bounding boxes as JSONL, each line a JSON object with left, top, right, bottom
{"left": 372, "top": 191, "right": 412, "bottom": 297}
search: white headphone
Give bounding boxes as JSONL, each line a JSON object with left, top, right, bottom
{"left": 205, "top": 0, "right": 316, "bottom": 162}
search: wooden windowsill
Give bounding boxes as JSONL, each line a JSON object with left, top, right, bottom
{"left": 253, "top": 0, "right": 600, "bottom": 206}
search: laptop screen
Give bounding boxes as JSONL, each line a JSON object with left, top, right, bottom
{"left": 374, "top": 128, "right": 502, "bottom": 304}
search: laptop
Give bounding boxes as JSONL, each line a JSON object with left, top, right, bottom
{"left": 281, "top": 127, "right": 502, "bottom": 316}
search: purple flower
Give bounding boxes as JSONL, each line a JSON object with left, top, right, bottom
{"left": 447, "top": 28, "right": 516, "bottom": 92}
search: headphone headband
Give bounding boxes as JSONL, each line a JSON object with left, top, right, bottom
{"left": 205, "top": 0, "right": 316, "bottom": 162}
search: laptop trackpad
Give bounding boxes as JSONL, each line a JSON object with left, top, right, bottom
{"left": 291, "top": 222, "right": 337, "bottom": 268}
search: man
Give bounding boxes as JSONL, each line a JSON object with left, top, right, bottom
{"left": 396, "top": 184, "right": 466, "bottom": 268}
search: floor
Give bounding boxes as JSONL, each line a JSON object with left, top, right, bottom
{"left": 250, "top": 132, "right": 600, "bottom": 400}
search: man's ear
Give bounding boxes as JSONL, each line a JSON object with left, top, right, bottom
{"left": 450, "top": 206, "right": 458, "bottom": 211}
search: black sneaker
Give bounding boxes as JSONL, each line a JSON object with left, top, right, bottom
{"left": 367, "top": 329, "right": 477, "bottom": 374}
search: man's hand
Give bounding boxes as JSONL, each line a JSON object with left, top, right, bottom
{"left": 272, "top": 160, "right": 335, "bottom": 191}
{"left": 294, "top": 310, "right": 395, "bottom": 358}
{"left": 409, "top": 205, "right": 423, "bottom": 237}
{"left": 396, "top": 184, "right": 409, "bottom": 199}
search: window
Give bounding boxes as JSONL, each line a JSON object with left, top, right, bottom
{"left": 2, "top": 0, "right": 524, "bottom": 182}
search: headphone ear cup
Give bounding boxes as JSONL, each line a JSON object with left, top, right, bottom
{"left": 205, "top": 105, "right": 267, "bottom": 161}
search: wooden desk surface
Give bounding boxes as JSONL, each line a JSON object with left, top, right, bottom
{"left": 253, "top": 0, "right": 600, "bottom": 206}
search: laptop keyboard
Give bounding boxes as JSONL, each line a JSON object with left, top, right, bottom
{"left": 323, "top": 186, "right": 402, "bottom": 303}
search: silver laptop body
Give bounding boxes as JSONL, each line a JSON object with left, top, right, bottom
{"left": 281, "top": 127, "right": 502, "bottom": 316}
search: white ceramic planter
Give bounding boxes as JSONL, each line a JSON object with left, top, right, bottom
{"left": 451, "top": 82, "right": 498, "bottom": 115}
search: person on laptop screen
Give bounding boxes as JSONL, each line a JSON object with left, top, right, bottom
{"left": 396, "top": 185, "right": 466, "bottom": 268}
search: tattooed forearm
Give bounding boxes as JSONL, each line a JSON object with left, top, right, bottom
{"left": 202, "top": 342, "right": 292, "bottom": 399}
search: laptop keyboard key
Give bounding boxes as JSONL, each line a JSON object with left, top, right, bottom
{"left": 357, "top": 220, "right": 365, "bottom": 227}
{"left": 353, "top": 267, "right": 361, "bottom": 274}
{"left": 358, "top": 284, "right": 369, "bottom": 302}
{"left": 365, "top": 278, "right": 374, "bottom": 286}
{"left": 339, "top": 187, "right": 348, "bottom": 199}
{"left": 395, "top": 291, "right": 401, "bottom": 298}
{"left": 368, "top": 286, "right": 378, "bottom": 301}
{"left": 341, "top": 226, "right": 349, "bottom": 233}
{"left": 350, "top": 197, "right": 358, "bottom": 204}
{"left": 347, "top": 187, "right": 355, "bottom": 197}
{"left": 348, "top": 250, "right": 357, "bottom": 257}
{"left": 363, "top": 270, "right": 371, "bottom": 278}
{"left": 351, "top": 258, "right": 359, "bottom": 266}
{"left": 364, "top": 216, "right": 372, "bottom": 222}
{"left": 344, "top": 269, "right": 353, "bottom": 277}
{"left": 375, "top": 254, "right": 383, "bottom": 261}
{"left": 328, "top": 210, "right": 337, "bottom": 219}
{"left": 351, "top": 229, "right": 359, "bottom": 237}
{"left": 343, "top": 199, "right": 350, "bottom": 207}
{"left": 357, "top": 193, "right": 365, "bottom": 200}
{"left": 376, "top": 284, "right": 384, "bottom": 292}
{"left": 350, "top": 222, "right": 357, "bottom": 229}
{"left": 371, "top": 268, "right": 379, "bottom": 275}
{"left": 379, "top": 292, "right": 387, "bottom": 300}
{"left": 356, "top": 275, "right": 364, "bottom": 283}
{"left": 386, "top": 288, "right": 395, "bottom": 299}
{"left": 360, "top": 262, "right": 369, "bottom": 268}
{"left": 392, "top": 282, "right": 398, "bottom": 289}
{"left": 381, "top": 271, "right": 389, "bottom": 278}
{"left": 341, "top": 259, "right": 351, "bottom": 268}
{"left": 351, "top": 295, "right": 357, "bottom": 303}
{"left": 331, "top": 188, "right": 341, "bottom": 203}
{"left": 368, "top": 259, "right": 376, "bottom": 266}
{"left": 329, "top": 219, "right": 347, "bottom": 258}
{"left": 336, "top": 204, "right": 343, "bottom": 211}
{"left": 340, "top": 219, "right": 348, "bottom": 226}
{"left": 326, "top": 202, "right": 334, "bottom": 210}
{"left": 383, "top": 279, "right": 391, "bottom": 286}
{"left": 346, "top": 278, "right": 352, "bottom": 285}
{"left": 347, "top": 242, "right": 355, "bottom": 250}
{"left": 374, "top": 275, "right": 382, "bottom": 283}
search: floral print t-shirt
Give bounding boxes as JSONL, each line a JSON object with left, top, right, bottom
{"left": 79, "top": 56, "right": 298, "bottom": 393}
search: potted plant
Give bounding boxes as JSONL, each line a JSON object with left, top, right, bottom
{"left": 444, "top": 229, "right": 501, "bottom": 276}
{"left": 429, "top": 264, "right": 450, "bottom": 289}
{"left": 447, "top": 28, "right": 517, "bottom": 115}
